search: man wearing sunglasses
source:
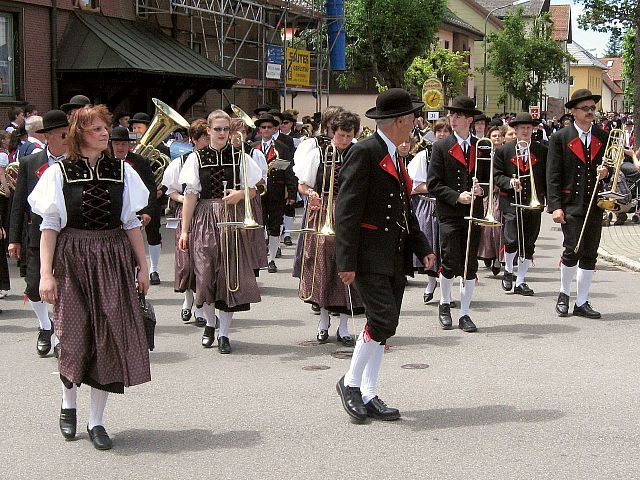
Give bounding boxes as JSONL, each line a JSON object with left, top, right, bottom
{"left": 547, "top": 89, "right": 610, "bottom": 319}
{"left": 8, "top": 110, "right": 70, "bottom": 358}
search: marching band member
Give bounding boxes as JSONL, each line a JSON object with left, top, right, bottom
{"left": 336, "top": 89, "right": 434, "bottom": 422}
{"left": 427, "top": 96, "right": 487, "bottom": 333}
{"left": 477, "top": 125, "right": 505, "bottom": 276}
{"left": 8, "top": 110, "right": 70, "bottom": 357}
{"left": 252, "top": 114, "right": 296, "bottom": 273}
{"left": 547, "top": 89, "right": 610, "bottom": 319}
{"left": 494, "top": 113, "right": 548, "bottom": 295}
{"left": 162, "top": 119, "right": 209, "bottom": 324}
{"left": 31, "top": 105, "right": 151, "bottom": 450}
{"left": 294, "top": 111, "right": 363, "bottom": 347}
{"left": 407, "top": 118, "right": 451, "bottom": 304}
{"left": 179, "top": 110, "right": 262, "bottom": 354}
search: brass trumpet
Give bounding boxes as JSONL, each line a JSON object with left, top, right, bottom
{"left": 298, "top": 144, "right": 338, "bottom": 301}
{"left": 0, "top": 162, "right": 19, "bottom": 197}
{"left": 462, "top": 137, "right": 501, "bottom": 285}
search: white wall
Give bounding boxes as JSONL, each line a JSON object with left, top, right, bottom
{"left": 282, "top": 92, "right": 379, "bottom": 129}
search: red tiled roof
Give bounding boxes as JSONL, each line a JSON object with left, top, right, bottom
{"left": 549, "top": 5, "right": 571, "bottom": 42}
{"left": 602, "top": 72, "right": 623, "bottom": 95}
{"left": 599, "top": 56, "right": 623, "bottom": 82}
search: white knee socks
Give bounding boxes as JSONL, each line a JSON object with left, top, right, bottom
{"left": 338, "top": 313, "right": 350, "bottom": 337}
{"left": 576, "top": 268, "right": 594, "bottom": 306}
{"left": 283, "top": 215, "right": 294, "bottom": 236}
{"left": 516, "top": 259, "right": 531, "bottom": 286}
{"left": 218, "top": 311, "right": 233, "bottom": 338}
{"left": 439, "top": 276, "right": 453, "bottom": 304}
{"left": 87, "top": 388, "right": 109, "bottom": 429}
{"left": 202, "top": 303, "right": 217, "bottom": 328}
{"left": 360, "top": 343, "right": 384, "bottom": 404}
{"left": 30, "top": 300, "right": 51, "bottom": 330}
{"left": 560, "top": 263, "right": 577, "bottom": 295}
{"left": 318, "top": 308, "right": 330, "bottom": 331}
{"left": 424, "top": 276, "right": 437, "bottom": 295}
{"left": 61, "top": 384, "right": 77, "bottom": 409}
{"left": 182, "top": 289, "right": 194, "bottom": 310}
{"left": 268, "top": 236, "right": 280, "bottom": 262}
{"left": 194, "top": 305, "right": 204, "bottom": 319}
{"left": 149, "top": 244, "right": 161, "bottom": 273}
{"left": 345, "top": 330, "right": 382, "bottom": 388}
{"left": 505, "top": 251, "right": 516, "bottom": 274}
{"left": 459, "top": 280, "right": 475, "bottom": 317}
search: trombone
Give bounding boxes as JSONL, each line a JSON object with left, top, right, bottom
{"left": 298, "top": 144, "right": 338, "bottom": 301}
{"left": 575, "top": 128, "right": 623, "bottom": 253}
{"left": 462, "top": 137, "right": 502, "bottom": 285}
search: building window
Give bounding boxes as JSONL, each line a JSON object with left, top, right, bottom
{"left": 569, "top": 76, "right": 574, "bottom": 87}
{"left": 444, "top": 40, "right": 450, "bottom": 50}
{"left": 75, "top": 0, "right": 100, "bottom": 11}
{"left": 0, "top": 14, "right": 15, "bottom": 99}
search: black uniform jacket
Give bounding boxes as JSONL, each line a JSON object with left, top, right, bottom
{"left": 124, "top": 151, "right": 156, "bottom": 215}
{"left": 427, "top": 135, "right": 487, "bottom": 219}
{"left": 252, "top": 139, "right": 297, "bottom": 199}
{"left": 494, "top": 140, "right": 548, "bottom": 214}
{"left": 9, "top": 151, "right": 49, "bottom": 248}
{"left": 546, "top": 123, "right": 609, "bottom": 216}
{"left": 335, "top": 132, "right": 432, "bottom": 277}
{"left": 275, "top": 131, "right": 296, "bottom": 153}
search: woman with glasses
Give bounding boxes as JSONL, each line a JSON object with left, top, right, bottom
{"left": 29, "top": 104, "right": 151, "bottom": 450}
{"left": 178, "top": 110, "right": 262, "bottom": 354}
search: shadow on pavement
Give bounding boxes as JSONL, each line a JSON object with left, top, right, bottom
{"left": 480, "top": 323, "right": 579, "bottom": 336}
{"left": 401, "top": 404, "right": 565, "bottom": 431}
{"left": 112, "top": 428, "right": 263, "bottom": 455}
{"left": 149, "top": 351, "right": 192, "bottom": 365}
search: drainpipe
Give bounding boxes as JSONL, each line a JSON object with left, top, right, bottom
{"left": 50, "top": 0, "right": 59, "bottom": 108}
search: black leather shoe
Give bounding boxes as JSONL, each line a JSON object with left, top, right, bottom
{"left": 53, "top": 343, "right": 61, "bottom": 359}
{"left": 514, "top": 283, "right": 534, "bottom": 296}
{"left": 181, "top": 309, "right": 192, "bottom": 322}
{"left": 201, "top": 326, "right": 215, "bottom": 348}
{"left": 365, "top": 396, "right": 401, "bottom": 421}
{"left": 195, "top": 316, "right": 206, "bottom": 327}
{"left": 502, "top": 271, "right": 514, "bottom": 291}
{"left": 268, "top": 261, "right": 278, "bottom": 273}
{"left": 336, "top": 376, "right": 367, "bottom": 422}
{"left": 573, "top": 301, "right": 601, "bottom": 319}
{"left": 459, "top": 315, "right": 477, "bottom": 332}
{"left": 555, "top": 292, "right": 570, "bottom": 317}
{"left": 316, "top": 329, "right": 329, "bottom": 343}
{"left": 275, "top": 247, "right": 282, "bottom": 258}
{"left": 423, "top": 291, "right": 434, "bottom": 304}
{"left": 491, "top": 264, "right": 501, "bottom": 276}
{"left": 311, "top": 304, "right": 321, "bottom": 315}
{"left": 150, "top": 272, "right": 161, "bottom": 285}
{"left": 59, "top": 408, "right": 76, "bottom": 440}
{"left": 450, "top": 300, "right": 456, "bottom": 308}
{"left": 337, "top": 332, "right": 355, "bottom": 347}
{"left": 37, "top": 328, "right": 53, "bottom": 357}
{"left": 218, "top": 336, "right": 232, "bottom": 354}
{"left": 283, "top": 236, "right": 293, "bottom": 246}
{"left": 87, "top": 425, "right": 112, "bottom": 450}
{"left": 438, "top": 303, "right": 453, "bottom": 330}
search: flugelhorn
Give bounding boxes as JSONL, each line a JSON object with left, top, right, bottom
{"left": 134, "top": 98, "right": 190, "bottom": 188}
{"left": 230, "top": 104, "right": 256, "bottom": 130}
{"left": 0, "top": 161, "right": 19, "bottom": 196}
{"left": 510, "top": 141, "right": 544, "bottom": 211}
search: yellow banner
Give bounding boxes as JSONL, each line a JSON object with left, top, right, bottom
{"left": 286, "top": 48, "right": 311, "bottom": 87}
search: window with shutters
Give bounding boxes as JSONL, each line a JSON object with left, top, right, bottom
{"left": 0, "top": 13, "right": 15, "bottom": 99}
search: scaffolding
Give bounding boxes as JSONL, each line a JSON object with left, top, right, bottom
{"left": 135, "top": 0, "right": 337, "bottom": 112}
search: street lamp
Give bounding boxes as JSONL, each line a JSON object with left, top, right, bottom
{"left": 482, "top": 0, "right": 530, "bottom": 111}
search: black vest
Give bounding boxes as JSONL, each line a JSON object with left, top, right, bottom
{"left": 59, "top": 156, "right": 124, "bottom": 230}
{"left": 313, "top": 142, "right": 349, "bottom": 196}
{"left": 196, "top": 145, "right": 241, "bottom": 200}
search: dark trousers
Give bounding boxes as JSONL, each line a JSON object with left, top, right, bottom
{"left": 263, "top": 185, "right": 286, "bottom": 237}
{"left": 503, "top": 210, "right": 542, "bottom": 259}
{"left": 25, "top": 246, "right": 41, "bottom": 301}
{"left": 355, "top": 255, "right": 406, "bottom": 343}
{"left": 561, "top": 207, "right": 603, "bottom": 270}
{"left": 145, "top": 206, "right": 162, "bottom": 246}
{"left": 439, "top": 217, "right": 481, "bottom": 280}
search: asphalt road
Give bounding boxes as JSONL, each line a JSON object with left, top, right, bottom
{"left": 0, "top": 214, "right": 638, "bottom": 479}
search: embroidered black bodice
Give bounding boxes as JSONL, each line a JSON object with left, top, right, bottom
{"left": 314, "top": 143, "right": 349, "bottom": 196}
{"left": 196, "top": 145, "right": 242, "bottom": 200}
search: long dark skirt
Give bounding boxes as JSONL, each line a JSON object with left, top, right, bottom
{"left": 190, "top": 198, "right": 261, "bottom": 311}
{"left": 298, "top": 203, "right": 364, "bottom": 314}
{"left": 292, "top": 201, "right": 309, "bottom": 279}
{"left": 412, "top": 195, "right": 440, "bottom": 273}
{"left": 173, "top": 205, "right": 195, "bottom": 293}
{"left": 0, "top": 195, "right": 10, "bottom": 290}
{"left": 54, "top": 227, "right": 151, "bottom": 394}
{"left": 244, "top": 195, "right": 268, "bottom": 271}
{"left": 477, "top": 189, "right": 505, "bottom": 262}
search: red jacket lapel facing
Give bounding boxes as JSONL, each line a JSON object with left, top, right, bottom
{"left": 35, "top": 162, "right": 49, "bottom": 178}
{"left": 568, "top": 136, "right": 586, "bottom": 164}
{"left": 378, "top": 153, "right": 412, "bottom": 197}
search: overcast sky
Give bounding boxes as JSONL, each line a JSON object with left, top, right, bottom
{"left": 551, "top": 0, "right": 611, "bottom": 57}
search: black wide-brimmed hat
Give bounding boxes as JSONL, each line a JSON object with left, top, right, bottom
{"left": 130, "top": 112, "right": 151, "bottom": 125}
{"left": 474, "top": 113, "right": 491, "bottom": 123}
{"left": 114, "top": 112, "right": 131, "bottom": 122}
{"left": 110, "top": 126, "right": 134, "bottom": 142}
{"left": 565, "top": 89, "right": 601, "bottom": 109}
{"left": 254, "top": 104, "right": 272, "bottom": 115}
{"left": 60, "top": 94, "right": 91, "bottom": 114}
{"left": 559, "top": 113, "right": 574, "bottom": 124}
{"left": 16, "top": 124, "right": 27, "bottom": 137}
{"left": 509, "top": 112, "right": 539, "bottom": 127}
{"left": 36, "top": 110, "right": 69, "bottom": 133}
{"left": 489, "top": 118, "right": 503, "bottom": 128}
{"left": 255, "top": 113, "right": 280, "bottom": 128}
{"left": 445, "top": 95, "right": 483, "bottom": 116}
{"left": 281, "top": 112, "right": 295, "bottom": 122}
{"left": 365, "top": 88, "right": 424, "bottom": 119}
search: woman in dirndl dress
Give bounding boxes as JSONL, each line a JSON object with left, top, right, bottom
{"left": 31, "top": 105, "right": 151, "bottom": 450}
{"left": 178, "top": 110, "right": 262, "bottom": 354}
{"left": 163, "top": 118, "right": 209, "bottom": 326}
{"left": 477, "top": 125, "right": 505, "bottom": 275}
{"left": 294, "top": 111, "right": 363, "bottom": 346}
{"left": 407, "top": 119, "right": 451, "bottom": 304}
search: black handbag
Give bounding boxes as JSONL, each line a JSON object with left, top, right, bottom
{"left": 139, "top": 293, "right": 156, "bottom": 351}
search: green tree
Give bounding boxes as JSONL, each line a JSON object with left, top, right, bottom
{"left": 404, "top": 45, "right": 473, "bottom": 101}
{"left": 578, "top": 0, "right": 640, "bottom": 145}
{"left": 604, "top": 35, "right": 622, "bottom": 57}
{"left": 622, "top": 29, "right": 635, "bottom": 112}
{"left": 486, "top": 9, "right": 574, "bottom": 110}
{"left": 339, "top": 0, "right": 446, "bottom": 89}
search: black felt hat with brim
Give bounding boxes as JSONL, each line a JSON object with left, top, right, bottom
{"left": 445, "top": 95, "right": 483, "bottom": 117}
{"left": 365, "top": 88, "right": 424, "bottom": 119}
{"left": 474, "top": 113, "right": 491, "bottom": 123}
{"left": 254, "top": 113, "right": 280, "bottom": 128}
{"left": 60, "top": 94, "right": 91, "bottom": 114}
{"left": 130, "top": 112, "right": 151, "bottom": 125}
{"left": 36, "top": 110, "right": 70, "bottom": 133}
{"left": 565, "top": 89, "right": 601, "bottom": 109}
{"left": 509, "top": 112, "right": 539, "bottom": 127}
{"left": 110, "top": 126, "right": 134, "bottom": 142}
